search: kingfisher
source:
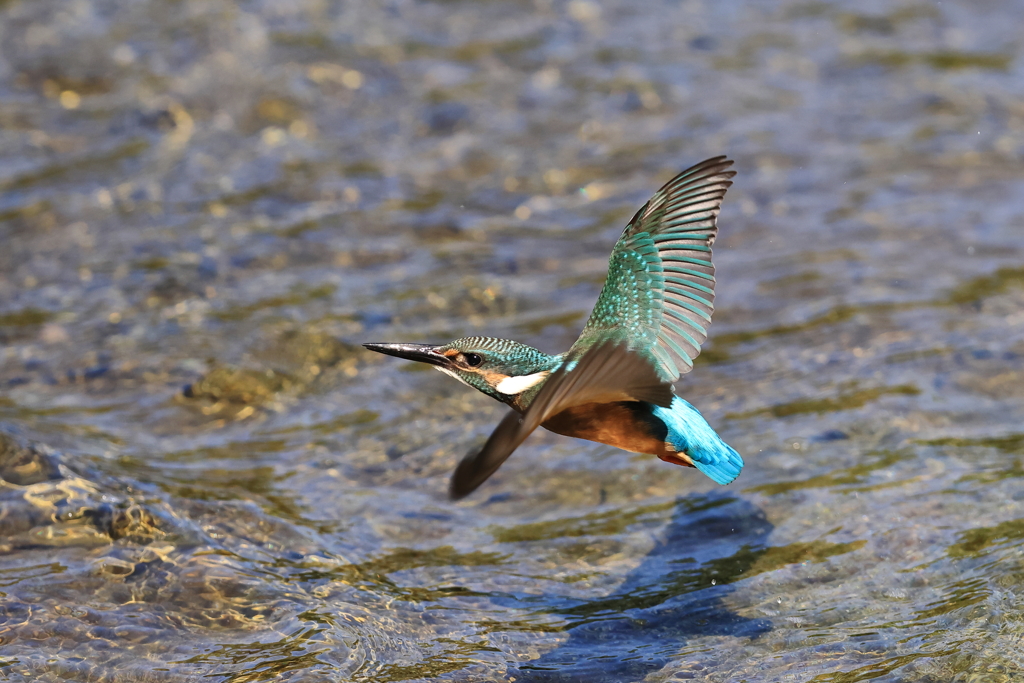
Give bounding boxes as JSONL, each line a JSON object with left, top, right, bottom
{"left": 365, "top": 156, "right": 743, "bottom": 499}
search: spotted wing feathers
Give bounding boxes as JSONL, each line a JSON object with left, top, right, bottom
{"left": 577, "top": 156, "right": 735, "bottom": 381}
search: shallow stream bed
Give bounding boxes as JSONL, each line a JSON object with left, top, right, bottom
{"left": 2, "top": 0, "right": 1024, "bottom": 680}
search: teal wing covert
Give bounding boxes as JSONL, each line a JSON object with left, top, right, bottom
{"left": 572, "top": 156, "right": 736, "bottom": 381}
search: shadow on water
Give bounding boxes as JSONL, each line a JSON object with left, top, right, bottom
{"left": 514, "top": 493, "right": 774, "bottom": 682}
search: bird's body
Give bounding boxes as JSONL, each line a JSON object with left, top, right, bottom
{"left": 365, "top": 157, "right": 743, "bottom": 498}
{"left": 542, "top": 397, "right": 742, "bottom": 486}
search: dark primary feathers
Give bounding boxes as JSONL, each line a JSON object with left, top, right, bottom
{"left": 573, "top": 156, "right": 735, "bottom": 381}
{"left": 450, "top": 337, "right": 672, "bottom": 499}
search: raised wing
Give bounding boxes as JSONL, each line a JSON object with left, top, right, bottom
{"left": 449, "top": 337, "right": 672, "bottom": 499}
{"left": 573, "top": 157, "right": 735, "bottom": 382}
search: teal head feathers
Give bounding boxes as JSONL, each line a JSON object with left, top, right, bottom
{"left": 363, "top": 337, "right": 562, "bottom": 409}
{"left": 365, "top": 156, "right": 744, "bottom": 499}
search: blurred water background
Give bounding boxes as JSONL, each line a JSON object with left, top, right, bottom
{"left": 2, "top": 0, "right": 1024, "bottom": 680}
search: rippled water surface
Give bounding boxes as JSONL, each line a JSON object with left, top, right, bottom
{"left": 2, "top": 0, "right": 1024, "bottom": 680}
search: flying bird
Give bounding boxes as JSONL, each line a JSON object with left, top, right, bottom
{"left": 365, "top": 156, "right": 742, "bottom": 499}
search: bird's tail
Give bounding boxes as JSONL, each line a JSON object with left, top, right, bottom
{"left": 652, "top": 397, "right": 744, "bottom": 485}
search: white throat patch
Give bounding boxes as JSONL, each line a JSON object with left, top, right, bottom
{"left": 436, "top": 367, "right": 473, "bottom": 389}
{"left": 495, "top": 371, "right": 549, "bottom": 395}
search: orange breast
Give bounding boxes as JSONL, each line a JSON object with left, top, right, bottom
{"left": 541, "top": 402, "right": 694, "bottom": 467}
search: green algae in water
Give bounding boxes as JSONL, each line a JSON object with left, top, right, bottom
{"left": 399, "top": 188, "right": 446, "bottom": 211}
{"left": 808, "top": 649, "right": 962, "bottom": 683}
{"left": 739, "top": 538, "right": 867, "bottom": 579}
{"left": 342, "top": 159, "right": 384, "bottom": 177}
{"left": 255, "top": 329, "right": 363, "bottom": 377}
{"left": 515, "top": 310, "right": 586, "bottom": 335}
{"left": 275, "top": 218, "right": 322, "bottom": 238}
{"left": 757, "top": 270, "right": 824, "bottom": 291}
{"left": 835, "top": 13, "right": 896, "bottom": 34}
{"left": 489, "top": 496, "right": 735, "bottom": 544}
{"left": 946, "top": 266, "right": 1024, "bottom": 305}
{"left": 0, "top": 308, "right": 52, "bottom": 326}
{"left": 133, "top": 256, "right": 170, "bottom": 271}
{"left": 704, "top": 302, "right": 920, "bottom": 362}
{"left": 748, "top": 450, "right": 911, "bottom": 495}
{"left": 176, "top": 624, "right": 337, "bottom": 680}
{"left": 0, "top": 199, "right": 52, "bottom": 225}
{"left": 259, "top": 409, "right": 379, "bottom": 436}
{"left": 949, "top": 518, "right": 1024, "bottom": 558}
{"left": 474, "top": 616, "right": 565, "bottom": 635}
{"left": 489, "top": 500, "right": 677, "bottom": 543}
{"left": 693, "top": 343, "right": 731, "bottom": 365}
{"left": 265, "top": 547, "right": 508, "bottom": 602}
{"left": 727, "top": 384, "right": 920, "bottom": 420}
{"left": 704, "top": 316, "right": 845, "bottom": 362}
{"left": 850, "top": 50, "right": 1012, "bottom": 71}
{"left": 371, "top": 638, "right": 501, "bottom": 683}
{"left": 912, "top": 576, "right": 990, "bottom": 619}
{"left": 916, "top": 433, "right": 1024, "bottom": 454}
{"left": 553, "top": 537, "right": 865, "bottom": 624}
{"left": 0, "top": 138, "right": 150, "bottom": 191}
{"left": 884, "top": 347, "right": 949, "bottom": 364}
{"left": 163, "top": 439, "right": 290, "bottom": 462}
{"left": 916, "top": 434, "right": 1024, "bottom": 484}
{"left": 923, "top": 51, "right": 1013, "bottom": 70}
{"left": 352, "top": 546, "right": 509, "bottom": 574}
{"left": 184, "top": 366, "right": 293, "bottom": 405}
{"left": 124, "top": 460, "right": 293, "bottom": 504}
{"left": 958, "top": 460, "right": 1024, "bottom": 484}
{"left": 212, "top": 284, "right": 337, "bottom": 322}
{"left": 711, "top": 32, "right": 795, "bottom": 70}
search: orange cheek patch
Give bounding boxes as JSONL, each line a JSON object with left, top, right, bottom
{"left": 481, "top": 371, "right": 509, "bottom": 385}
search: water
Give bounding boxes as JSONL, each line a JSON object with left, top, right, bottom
{"left": 1, "top": 0, "right": 1024, "bottom": 680}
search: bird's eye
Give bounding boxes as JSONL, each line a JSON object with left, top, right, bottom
{"left": 464, "top": 353, "right": 483, "bottom": 367}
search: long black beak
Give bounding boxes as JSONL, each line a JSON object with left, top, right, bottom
{"left": 363, "top": 342, "right": 451, "bottom": 367}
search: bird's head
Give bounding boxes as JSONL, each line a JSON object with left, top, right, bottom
{"left": 363, "top": 336, "right": 561, "bottom": 408}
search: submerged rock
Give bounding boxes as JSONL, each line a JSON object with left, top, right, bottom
{"left": 0, "top": 433, "right": 62, "bottom": 486}
{"left": 182, "top": 366, "right": 292, "bottom": 405}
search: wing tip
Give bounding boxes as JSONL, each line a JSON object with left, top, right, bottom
{"left": 678, "top": 158, "right": 736, "bottom": 184}
{"left": 692, "top": 154, "right": 732, "bottom": 167}
{"left": 449, "top": 449, "right": 486, "bottom": 500}
{"left": 448, "top": 479, "right": 473, "bottom": 501}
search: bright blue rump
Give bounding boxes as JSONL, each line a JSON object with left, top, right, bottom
{"left": 652, "top": 396, "right": 744, "bottom": 485}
